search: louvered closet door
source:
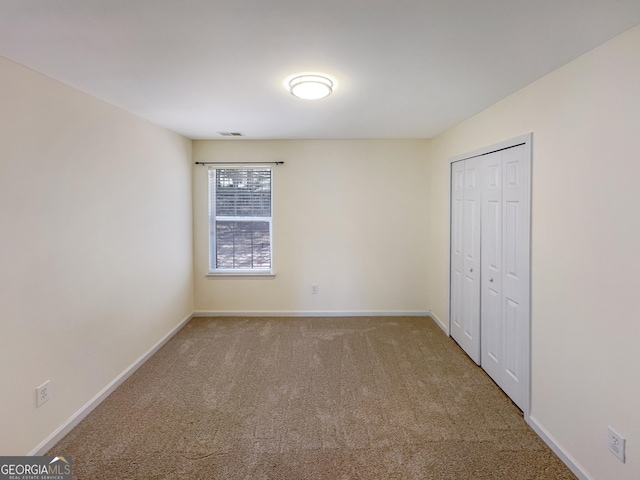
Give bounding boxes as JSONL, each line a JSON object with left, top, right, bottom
{"left": 480, "top": 144, "right": 530, "bottom": 411}
{"left": 451, "top": 157, "right": 482, "bottom": 364}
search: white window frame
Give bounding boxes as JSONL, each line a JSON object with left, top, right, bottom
{"left": 207, "top": 165, "right": 274, "bottom": 277}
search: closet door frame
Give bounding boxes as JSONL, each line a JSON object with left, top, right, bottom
{"left": 448, "top": 133, "right": 532, "bottom": 420}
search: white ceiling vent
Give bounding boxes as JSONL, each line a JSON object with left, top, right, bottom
{"left": 218, "top": 132, "right": 244, "bottom": 137}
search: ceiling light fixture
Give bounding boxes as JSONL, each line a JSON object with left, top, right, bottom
{"left": 288, "top": 74, "right": 334, "bottom": 100}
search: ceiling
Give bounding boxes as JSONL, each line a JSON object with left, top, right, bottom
{"left": 1, "top": 1, "right": 640, "bottom": 140}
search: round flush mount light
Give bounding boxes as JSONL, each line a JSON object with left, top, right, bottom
{"left": 286, "top": 73, "right": 336, "bottom": 100}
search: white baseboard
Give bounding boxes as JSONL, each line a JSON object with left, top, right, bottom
{"left": 427, "top": 310, "right": 448, "bottom": 334}
{"left": 29, "top": 312, "right": 194, "bottom": 456}
{"left": 193, "top": 310, "right": 431, "bottom": 318}
{"left": 527, "top": 415, "right": 592, "bottom": 480}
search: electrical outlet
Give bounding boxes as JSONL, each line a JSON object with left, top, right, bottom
{"left": 36, "top": 380, "right": 50, "bottom": 407}
{"left": 311, "top": 284, "right": 318, "bottom": 294}
{"left": 607, "top": 426, "right": 625, "bottom": 463}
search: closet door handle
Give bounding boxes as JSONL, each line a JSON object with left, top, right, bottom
{"left": 489, "top": 277, "right": 494, "bottom": 283}
{"left": 469, "top": 268, "right": 473, "bottom": 273}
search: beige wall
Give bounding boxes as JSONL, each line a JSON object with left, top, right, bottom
{"left": 193, "top": 140, "right": 430, "bottom": 315}
{"left": 428, "top": 25, "right": 640, "bottom": 480}
{"left": 0, "top": 56, "right": 194, "bottom": 455}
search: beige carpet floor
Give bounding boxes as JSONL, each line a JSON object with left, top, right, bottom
{"left": 49, "top": 316, "right": 576, "bottom": 479}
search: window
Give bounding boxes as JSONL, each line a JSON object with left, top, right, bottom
{"left": 208, "top": 167, "right": 273, "bottom": 274}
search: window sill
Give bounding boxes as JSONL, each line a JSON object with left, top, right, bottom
{"left": 206, "top": 271, "right": 275, "bottom": 278}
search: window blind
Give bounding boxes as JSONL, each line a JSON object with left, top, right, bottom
{"left": 209, "top": 168, "right": 272, "bottom": 271}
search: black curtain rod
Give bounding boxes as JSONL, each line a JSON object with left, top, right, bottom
{"left": 194, "top": 161, "right": 284, "bottom": 166}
